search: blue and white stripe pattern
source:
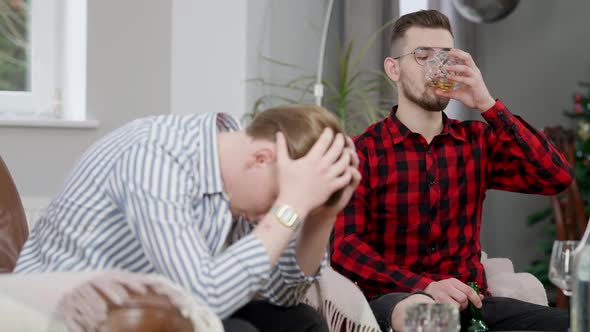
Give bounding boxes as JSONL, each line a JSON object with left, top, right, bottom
{"left": 15, "top": 112, "right": 323, "bottom": 318}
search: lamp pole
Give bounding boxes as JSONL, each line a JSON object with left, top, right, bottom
{"left": 314, "top": 0, "right": 335, "bottom": 106}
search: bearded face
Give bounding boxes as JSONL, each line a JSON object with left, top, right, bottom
{"left": 399, "top": 68, "right": 449, "bottom": 112}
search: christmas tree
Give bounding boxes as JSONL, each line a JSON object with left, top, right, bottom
{"left": 525, "top": 81, "right": 590, "bottom": 302}
{"left": 564, "top": 81, "right": 590, "bottom": 203}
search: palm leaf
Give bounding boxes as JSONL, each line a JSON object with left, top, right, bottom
{"left": 260, "top": 55, "right": 307, "bottom": 71}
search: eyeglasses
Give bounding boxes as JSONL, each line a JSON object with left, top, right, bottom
{"left": 394, "top": 47, "right": 452, "bottom": 66}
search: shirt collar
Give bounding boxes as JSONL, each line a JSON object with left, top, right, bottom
{"left": 199, "top": 112, "right": 241, "bottom": 195}
{"left": 386, "top": 105, "right": 467, "bottom": 144}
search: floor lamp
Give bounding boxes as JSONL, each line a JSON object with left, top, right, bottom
{"left": 314, "top": 0, "right": 335, "bottom": 107}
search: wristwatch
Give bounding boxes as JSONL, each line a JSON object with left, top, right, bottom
{"left": 271, "top": 204, "right": 302, "bottom": 229}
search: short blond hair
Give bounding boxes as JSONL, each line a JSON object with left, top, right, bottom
{"left": 246, "top": 105, "right": 345, "bottom": 206}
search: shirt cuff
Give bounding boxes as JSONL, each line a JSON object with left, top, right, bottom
{"left": 412, "top": 276, "right": 435, "bottom": 291}
{"left": 480, "top": 99, "right": 533, "bottom": 142}
{"left": 480, "top": 99, "right": 510, "bottom": 128}
{"left": 277, "top": 243, "right": 327, "bottom": 285}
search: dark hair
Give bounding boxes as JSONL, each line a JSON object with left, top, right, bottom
{"left": 390, "top": 10, "right": 453, "bottom": 55}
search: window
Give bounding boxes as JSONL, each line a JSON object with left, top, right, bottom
{"left": 0, "top": 0, "right": 88, "bottom": 123}
{"left": 0, "top": 0, "right": 28, "bottom": 92}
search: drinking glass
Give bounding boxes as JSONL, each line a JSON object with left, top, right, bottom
{"left": 549, "top": 240, "right": 579, "bottom": 296}
{"left": 404, "top": 303, "right": 460, "bottom": 332}
{"left": 425, "top": 51, "right": 461, "bottom": 91}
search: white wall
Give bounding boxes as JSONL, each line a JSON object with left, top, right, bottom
{"left": 170, "top": 0, "right": 334, "bottom": 120}
{"left": 476, "top": 0, "right": 590, "bottom": 270}
{"left": 170, "top": 1, "right": 247, "bottom": 119}
{"left": 0, "top": 0, "right": 172, "bottom": 197}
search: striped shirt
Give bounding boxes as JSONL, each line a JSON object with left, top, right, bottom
{"left": 15, "top": 112, "right": 323, "bottom": 318}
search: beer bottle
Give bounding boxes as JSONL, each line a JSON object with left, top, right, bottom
{"left": 467, "top": 282, "right": 488, "bottom": 332}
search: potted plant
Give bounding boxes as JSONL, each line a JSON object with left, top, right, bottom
{"left": 247, "top": 20, "right": 396, "bottom": 136}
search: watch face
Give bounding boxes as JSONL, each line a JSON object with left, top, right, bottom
{"left": 273, "top": 204, "right": 299, "bottom": 228}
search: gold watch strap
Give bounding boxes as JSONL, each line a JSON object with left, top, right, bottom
{"left": 271, "top": 204, "right": 301, "bottom": 229}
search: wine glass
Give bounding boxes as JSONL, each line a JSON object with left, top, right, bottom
{"left": 549, "top": 240, "right": 579, "bottom": 296}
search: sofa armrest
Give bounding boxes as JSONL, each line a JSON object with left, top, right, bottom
{"left": 482, "top": 257, "right": 515, "bottom": 276}
{"left": 486, "top": 272, "right": 548, "bottom": 306}
{"left": 481, "top": 252, "right": 548, "bottom": 306}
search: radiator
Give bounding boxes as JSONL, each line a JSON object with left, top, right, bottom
{"left": 20, "top": 196, "right": 51, "bottom": 229}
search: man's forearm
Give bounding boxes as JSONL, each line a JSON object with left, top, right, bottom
{"left": 252, "top": 213, "right": 296, "bottom": 266}
{"left": 252, "top": 194, "right": 312, "bottom": 266}
{"left": 295, "top": 213, "right": 335, "bottom": 276}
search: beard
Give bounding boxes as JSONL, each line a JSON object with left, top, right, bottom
{"left": 400, "top": 72, "right": 449, "bottom": 112}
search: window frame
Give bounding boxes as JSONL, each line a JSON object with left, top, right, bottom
{"left": 0, "top": 0, "right": 90, "bottom": 124}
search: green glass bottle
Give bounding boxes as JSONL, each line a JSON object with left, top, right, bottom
{"left": 467, "top": 282, "right": 489, "bottom": 332}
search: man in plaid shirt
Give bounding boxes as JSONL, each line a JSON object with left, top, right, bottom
{"left": 330, "top": 10, "right": 572, "bottom": 332}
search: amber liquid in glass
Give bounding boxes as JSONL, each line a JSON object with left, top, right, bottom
{"left": 433, "top": 79, "right": 456, "bottom": 91}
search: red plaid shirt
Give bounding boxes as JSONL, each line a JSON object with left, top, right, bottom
{"left": 330, "top": 100, "right": 572, "bottom": 299}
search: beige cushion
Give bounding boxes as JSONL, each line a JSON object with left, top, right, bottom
{"left": 481, "top": 252, "right": 548, "bottom": 306}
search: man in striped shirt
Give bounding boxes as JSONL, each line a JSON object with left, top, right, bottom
{"left": 15, "top": 105, "right": 361, "bottom": 332}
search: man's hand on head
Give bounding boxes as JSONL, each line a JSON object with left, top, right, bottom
{"left": 306, "top": 136, "right": 361, "bottom": 224}
{"left": 275, "top": 128, "right": 355, "bottom": 219}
